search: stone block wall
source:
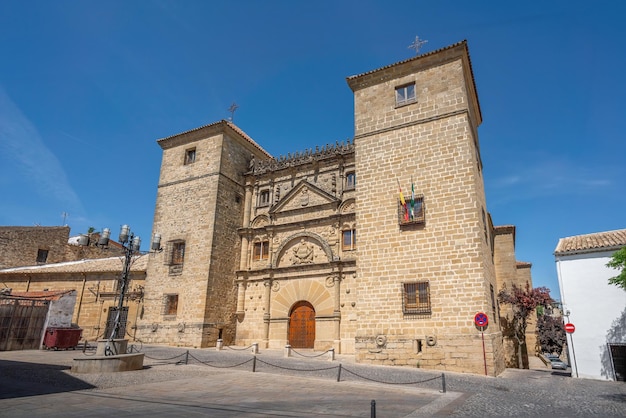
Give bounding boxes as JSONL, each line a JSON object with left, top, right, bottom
{"left": 0, "top": 226, "right": 71, "bottom": 268}
{"left": 138, "top": 122, "right": 269, "bottom": 348}
{"left": 348, "top": 42, "right": 504, "bottom": 375}
{"left": 1, "top": 271, "right": 145, "bottom": 342}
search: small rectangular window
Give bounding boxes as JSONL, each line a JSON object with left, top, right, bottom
{"left": 253, "top": 241, "right": 269, "bottom": 261}
{"left": 342, "top": 229, "right": 356, "bottom": 251}
{"left": 163, "top": 294, "right": 178, "bottom": 316}
{"left": 185, "top": 148, "right": 196, "bottom": 165}
{"left": 403, "top": 282, "right": 431, "bottom": 315}
{"left": 395, "top": 83, "right": 416, "bottom": 106}
{"left": 259, "top": 190, "right": 270, "bottom": 207}
{"left": 36, "top": 249, "right": 48, "bottom": 263}
{"left": 345, "top": 172, "right": 355, "bottom": 190}
{"left": 172, "top": 242, "right": 185, "bottom": 265}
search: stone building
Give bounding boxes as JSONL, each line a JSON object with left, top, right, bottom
{"left": 134, "top": 41, "right": 538, "bottom": 376}
{"left": 493, "top": 225, "right": 538, "bottom": 368}
{"left": 0, "top": 226, "right": 124, "bottom": 269}
{"left": 0, "top": 256, "right": 147, "bottom": 342}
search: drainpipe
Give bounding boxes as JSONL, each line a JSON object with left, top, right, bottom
{"left": 75, "top": 273, "right": 87, "bottom": 325}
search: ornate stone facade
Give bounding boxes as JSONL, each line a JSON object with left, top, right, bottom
{"left": 135, "top": 41, "right": 531, "bottom": 375}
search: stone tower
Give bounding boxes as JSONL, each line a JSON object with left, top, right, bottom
{"left": 137, "top": 121, "right": 271, "bottom": 347}
{"left": 346, "top": 41, "right": 505, "bottom": 375}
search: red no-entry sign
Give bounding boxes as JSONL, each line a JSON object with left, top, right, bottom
{"left": 564, "top": 323, "right": 575, "bottom": 333}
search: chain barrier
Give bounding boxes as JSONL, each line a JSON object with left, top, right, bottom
{"left": 136, "top": 348, "right": 446, "bottom": 392}
{"left": 186, "top": 352, "right": 255, "bottom": 369}
{"left": 224, "top": 344, "right": 256, "bottom": 351}
{"left": 340, "top": 365, "right": 443, "bottom": 385}
{"left": 143, "top": 352, "right": 188, "bottom": 362}
{"left": 255, "top": 357, "right": 338, "bottom": 372}
{"left": 289, "top": 347, "right": 332, "bottom": 358}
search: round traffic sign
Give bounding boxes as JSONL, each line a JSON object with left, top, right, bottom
{"left": 564, "top": 323, "right": 575, "bottom": 333}
{"left": 474, "top": 312, "right": 489, "bottom": 327}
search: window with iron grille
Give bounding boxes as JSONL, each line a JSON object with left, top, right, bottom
{"left": 398, "top": 194, "right": 425, "bottom": 226}
{"left": 403, "top": 282, "right": 431, "bottom": 315}
{"left": 163, "top": 294, "right": 178, "bottom": 317}
{"left": 172, "top": 241, "right": 185, "bottom": 265}
{"left": 395, "top": 83, "right": 416, "bottom": 106}
{"left": 342, "top": 229, "right": 356, "bottom": 251}
{"left": 164, "top": 240, "right": 186, "bottom": 266}
{"left": 253, "top": 241, "right": 269, "bottom": 261}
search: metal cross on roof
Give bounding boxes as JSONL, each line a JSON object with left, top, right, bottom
{"left": 228, "top": 102, "right": 239, "bottom": 122}
{"left": 408, "top": 36, "right": 428, "bottom": 55}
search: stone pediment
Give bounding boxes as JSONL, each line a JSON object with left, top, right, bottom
{"left": 270, "top": 180, "right": 339, "bottom": 214}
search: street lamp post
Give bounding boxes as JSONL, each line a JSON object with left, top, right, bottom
{"left": 98, "top": 226, "right": 141, "bottom": 352}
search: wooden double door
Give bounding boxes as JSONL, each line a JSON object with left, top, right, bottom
{"left": 288, "top": 301, "right": 315, "bottom": 348}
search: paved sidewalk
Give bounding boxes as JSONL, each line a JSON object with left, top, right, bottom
{"left": 1, "top": 346, "right": 624, "bottom": 417}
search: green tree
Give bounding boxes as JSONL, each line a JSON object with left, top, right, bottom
{"left": 606, "top": 247, "right": 626, "bottom": 291}
{"left": 498, "top": 283, "right": 553, "bottom": 368}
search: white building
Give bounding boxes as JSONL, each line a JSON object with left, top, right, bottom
{"left": 554, "top": 229, "right": 626, "bottom": 381}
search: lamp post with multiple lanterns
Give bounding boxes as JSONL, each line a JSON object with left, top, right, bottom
{"left": 88, "top": 225, "right": 161, "bottom": 355}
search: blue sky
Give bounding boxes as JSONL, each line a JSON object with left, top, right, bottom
{"left": 1, "top": 1, "right": 624, "bottom": 297}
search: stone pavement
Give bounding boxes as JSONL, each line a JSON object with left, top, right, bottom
{"left": 0, "top": 345, "right": 624, "bottom": 417}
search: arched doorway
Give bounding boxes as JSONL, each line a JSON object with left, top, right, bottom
{"left": 288, "top": 301, "right": 315, "bottom": 348}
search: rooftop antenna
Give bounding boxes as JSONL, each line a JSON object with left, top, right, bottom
{"left": 408, "top": 35, "right": 428, "bottom": 55}
{"left": 61, "top": 212, "right": 69, "bottom": 226}
{"left": 228, "top": 102, "right": 239, "bottom": 122}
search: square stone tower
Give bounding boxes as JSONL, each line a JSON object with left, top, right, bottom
{"left": 137, "top": 121, "right": 271, "bottom": 347}
{"left": 346, "top": 41, "right": 505, "bottom": 375}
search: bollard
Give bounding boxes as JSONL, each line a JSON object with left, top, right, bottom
{"left": 185, "top": 350, "right": 189, "bottom": 365}
{"left": 284, "top": 344, "right": 292, "bottom": 358}
{"left": 328, "top": 348, "right": 335, "bottom": 361}
{"left": 216, "top": 339, "right": 223, "bottom": 351}
{"left": 441, "top": 373, "right": 446, "bottom": 393}
{"left": 252, "top": 355, "right": 257, "bottom": 372}
{"left": 371, "top": 400, "right": 376, "bottom": 418}
{"left": 252, "top": 342, "right": 259, "bottom": 354}
{"left": 337, "top": 363, "right": 342, "bottom": 382}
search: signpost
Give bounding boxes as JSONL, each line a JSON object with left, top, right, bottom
{"left": 564, "top": 321, "right": 578, "bottom": 377}
{"left": 474, "top": 312, "right": 489, "bottom": 375}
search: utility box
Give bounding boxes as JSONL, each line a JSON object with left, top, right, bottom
{"left": 43, "top": 327, "right": 82, "bottom": 350}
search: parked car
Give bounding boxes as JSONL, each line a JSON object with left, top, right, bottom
{"left": 550, "top": 358, "right": 568, "bottom": 370}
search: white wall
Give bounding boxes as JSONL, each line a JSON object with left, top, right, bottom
{"left": 556, "top": 250, "right": 626, "bottom": 380}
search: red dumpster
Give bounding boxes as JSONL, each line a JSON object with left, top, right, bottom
{"left": 43, "top": 327, "right": 82, "bottom": 350}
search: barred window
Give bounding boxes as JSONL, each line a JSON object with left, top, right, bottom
{"left": 253, "top": 241, "right": 269, "bottom": 261}
{"left": 164, "top": 240, "right": 186, "bottom": 267}
{"left": 163, "top": 294, "right": 178, "bottom": 317}
{"left": 172, "top": 241, "right": 185, "bottom": 265}
{"left": 403, "top": 282, "right": 431, "bottom": 315}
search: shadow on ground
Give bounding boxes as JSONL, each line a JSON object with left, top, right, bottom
{"left": 0, "top": 360, "right": 95, "bottom": 399}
